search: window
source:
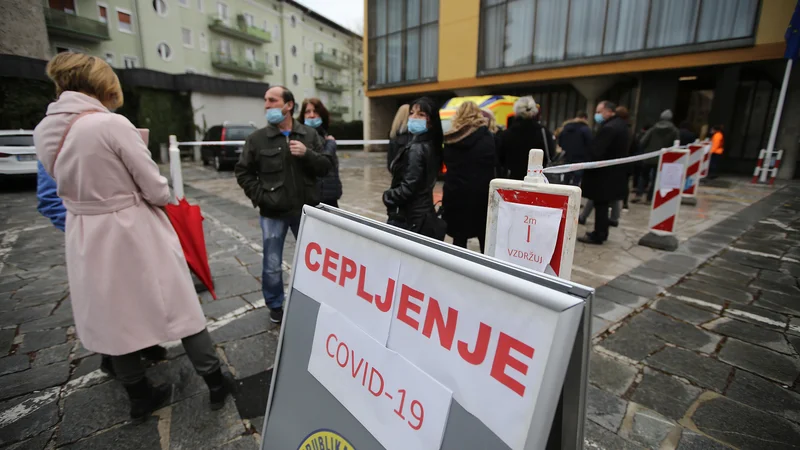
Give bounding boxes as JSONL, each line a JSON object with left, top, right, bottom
{"left": 217, "top": 2, "right": 228, "bottom": 21}
{"left": 123, "top": 56, "right": 138, "bottom": 68}
{"left": 275, "top": 54, "right": 280, "bottom": 67}
{"left": 262, "top": 19, "right": 268, "bottom": 31}
{"left": 219, "top": 39, "right": 231, "bottom": 57}
{"left": 291, "top": 45, "right": 297, "bottom": 57}
{"left": 368, "top": 0, "right": 439, "bottom": 87}
{"left": 243, "top": 13, "right": 254, "bottom": 28}
{"left": 182, "top": 28, "right": 193, "bottom": 47}
{"left": 178, "top": 0, "right": 189, "bottom": 7}
{"left": 197, "top": 0, "right": 204, "bottom": 12}
{"left": 156, "top": 42, "right": 172, "bottom": 61}
{"left": 293, "top": 74, "right": 299, "bottom": 85}
{"left": 291, "top": 15, "right": 297, "bottom": 27}
{"left": 117, "top": 9, "right": 133, "bottom": 33}
{"left": 332, "top": 48, "right": 337, "bottom": 56}
{"left": 152, "top": 0, "right": 168, "bottom": 16}
{"left": 358, "top": 111, "right": 362, "bottom": 119}
{"left": 273, "top": 24, "right": 280, "bottom": 40}
{"left": 265, "top": 51, "right": 270, "bottom": 65}
{"left": 245, "top": 47, "right": 256, "bottom": 62}
{"left": 303, "top": 63, "right": 307, "bottom": 74}
{"left": 50, "top": 0, "right": 76, "bottom": 13}
{"left": 104, "top": 52, "right": 114, "bottom": 65}
{"left": 479, "top": 0, "right": 759, "bottom": 73}
{"left": 97, "top": 3, "right": 108, "bottom": 23}
{"left": 199, "top": 32, "right": 208, "bottom": 51}
{"left": 55, "top": 46, "right": 70, "bottom": 53}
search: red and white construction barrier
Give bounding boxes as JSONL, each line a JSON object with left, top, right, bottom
{"left": 681, "top": 143, "right": 704, "bottom": 205}
{"left": 752, "top": 149, "right": 784, "bottom": 185}
{"left": 638, "top": 147, "right": 690, "bottom": 251}
{"left": 699, "top": 140, "right": 712, "bottom": 179}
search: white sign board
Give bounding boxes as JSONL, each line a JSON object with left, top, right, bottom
{"left": 495, "top": 200, "right": 563, "bottom": 273}
{"left": 659, "top": 162, "right": 684, "bottom": 194}
{"left": 308, "top": 304, "right": 453, "bottom": 450}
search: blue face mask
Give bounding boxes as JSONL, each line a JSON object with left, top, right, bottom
{"left": 407, "top": 118, "right": 428, "bottom": 135}
{"left": 594, "top": 113, "right": 605, "bottom": 124}
{"left": 306, "top": 117, "right": 323, "bottom": 128}
{"left": 265, "top": 107, "right": 285, "bottom": 125}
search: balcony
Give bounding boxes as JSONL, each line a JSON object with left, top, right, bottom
{"left": 43, "top": 8, "right": 110, "bottom": 43}
{"left": 329, "top": 105, "right": 349, "bottom": 116}
{"left": 315, "top": 78, "right": 346, "bottom": 93}
{"left": 314, "top": 52, "right": 348, "bottom": 70}
{"left": 208, "top": 16, "right": 270, "bottom": 44}
{"left": 211, "top": 53, "right": 273, "bottom": 77}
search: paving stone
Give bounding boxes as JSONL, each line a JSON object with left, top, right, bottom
{"left": 628, "top": 407, "right": 675, "bottom": 449}
{"left": 0, "top": 279, "right": 31, "bottom": 294}
{"left": 208, "top": 273, "right": 262, "bottom": 299}
{"left": 726, "top": 369, "right": 800, "bottom": 423}
{"left": 718, "top": 338, "right": 800, "bottom": 385}
{"left": 646, "top": 347, "right": 732, "bottom": 392}
{"left": 781, "top": 261, "right": 800, "bottom": 278}
{"left": 5, "top": 429, "right": 54, "bottom": 450}
{"left": 211, "top": 308, "right": 272, "bottom": 344}
{"left": 750, "top": 278, "right": 800, "bottom": 297}
{"left": 594, "top": 285, "right": 649, "bottom": 309}
{"left": 758, "top": 270, "right": 797, "bottom": 285}
{"left": 651, "top": 298, "right": 718, "bottom": 325}
{"left": 631, "top": 310, "right": 721, "bottom": 354}
{"left": 0, "top": 354, "right": 30, "bottom": 376}
{"left": 245, "top": 264, "right": 262, "bottom": 279}
{"left": 640, "top": 259, "right": 692, "bottom": 276}
{"left": 593, "top": 297, "right": 634, "bottom": 323}
{"left": 600, "top": 322, "right": 665, "bottom": 362}
{"left": 222, "top": 332, "right": 278, "bottom": 379}
{"left": 659, "top": 254, "right": 703, "bottom": 271}
{"left": 692, "top": 395, "right": 800, "bottom": 450}
{"left": 202, "top": 296, "right": 251, "bottom": 321}
{"left": 147, "top": 356, "right": 207, "bottom": 404}
{"left": 629, "top": 369, "right": 702, "bottom": 421}
{"left": 591, "top": 317, "right": 611, "bottom": 336}
{"left": 0, "top": 390, "right": 59, "bottom": 446}
{"left": 18, "top": 313, "right": 74, "bottom": 334}
{"left": 70, "top": 354, "right": 103, "bottom": 380}
{"left": 677, "top": 280, "right": 754, "bottom": 305}
{"left": 217, "top": 436, "right": 260, "bottom": 450}
{"left": 626, "top": 266, "right": 684, "bottom": 288}
{"left": 733, "top": 239, "right": 791, "bottom": 257}
{"left": 606, "top": 276, "right": 663, "bottom": 299}
{"left": 241, "top": 292, "right": 265, "bottom": 308}
{"left": 665, "top": 286, "right": 726, "bottom": 310}
{"left": 250, "top": 415, "right": 265, "bottom": 434}
{"left": 60, "top": 416, "right": 162, "bottom": 450}
{"left": 235, "top": 251, "right": 263, "bottom": 266}
{"left": 589, "top": 351, "right": 638, "bottom": 395}
{"left": 790, "top": 335, "right": 800, "bottom": 355}
{"left": 0, "top": 328, "right": 16, "bottom": 356}
{"left": 169, "top": 393, "right": 244, "bottom": 450}
{"left": 57, "top": 381, "right": 130, "bottom": 445}
{"left": 755, "top": 290, "right": 800, "bottom": 316}
{"left": 0, "top": 361, "right": 69, "bottom": 401}
{"left": 703, "top": 317, "right": 793, "bottom": 354}
{"left": 209, "top": 257, "right": 248, "bottom": 277}
{"left": 676, "top": 429, "right": 735, "bottom": 449}
{"left": 724, "top": 304, "right": 789, "bottom": 330}
{"left": 0, "top": 305, "right": 54, "bottom": 328}
{"left": 18, "top": 329, "right": 66, "bottom": 353}
{"left": 697, "top": 265, "right": 756, "bottom": 284}
{"left": 687, "top": 272, "right": 750, "bottom": 288}
{"left": 584, "top": 420, "right": 645, "bottom": 450}
{"left": 32, "top": 342, "right": 72, "bottom": 367}
{"left": 586, "top": 385, "right": 627, "bottom": 432}
{"left": 718, "top": 250, "right": 782, "bottom": 271}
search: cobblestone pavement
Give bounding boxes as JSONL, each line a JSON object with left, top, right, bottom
{"left": 0, "top": 152, "right": 797, "bottom": 449}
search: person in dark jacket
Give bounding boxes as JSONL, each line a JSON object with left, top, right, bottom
{"left": 383, "top": 97, "right": 443, "bottom": 238}
{"left": 632, "top": 109, "right": 679, "bottom": 203}
{"left": 235, "top": 86, "right": 332, "bottom": 324}
{"left": 557, "top": 111, "right": 592, "bottom": 186}
{"left": 498, "top": 96, "right": 555, "bottom": 180}
{"left": 678, "top": 120, "right": 697, "bottom": 146}
{"left": 442, "top": 101, "right": 496, "bottom": 252}
{"left": 388, "top": 104, "right": 411, "bottom": 172}
{"left": 578, "top": 101, "right": 630, "bottom": 245}
{"left": 298, "top": 97, "right": 342, "bottom": 208}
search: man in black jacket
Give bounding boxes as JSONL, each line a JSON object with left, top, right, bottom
{"left": 578, "top": 101, "right": 630, "bottom": 245}
{"left": 558, "top": 111, "right": 592, "bottom": 186}
{"left": 235, "top": 86, "right": 332, "bottom": 323}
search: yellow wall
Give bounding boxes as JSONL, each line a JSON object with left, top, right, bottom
{"left": 437, "top": 0, "right": 480, "bottom": 81}
{"left": 756, "top": 0, "right": 796, "bottom": 45}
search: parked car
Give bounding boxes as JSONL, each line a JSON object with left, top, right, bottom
{"left": 201, "top": 123, "right": 257, "bottom": 171}
{"left": 0, "top": 130, "right": 37, "bottom": 176}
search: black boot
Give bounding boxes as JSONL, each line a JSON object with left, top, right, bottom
{"left": 124, "top": 378, "right": 172, "bottom": 424}
{"left": 100, "top": 355, "right": 116, "bottom": 378}
{"left": 202, "top": 369, "right": 231, "bottom": 411}
{"left": 140, "top": 345, "right": 168, "bottom": 362}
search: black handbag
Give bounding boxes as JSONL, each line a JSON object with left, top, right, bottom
{"left": 420, "top": 201, "right": 446, "bottom": 241}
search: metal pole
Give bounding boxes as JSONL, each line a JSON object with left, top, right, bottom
{"left": 169, "top": 135, "right": 184, "bottom": 200}
{"left": 762, "top": 59, "right": 793, "bottom": 183}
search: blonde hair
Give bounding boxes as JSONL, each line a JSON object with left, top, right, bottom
{"left": 482, "top": 109, "right": 498, "bottom": 133}
{"left": 46, "top": 52, "right": 123, "bottom": 110}
{"left": 450, "top": 101, "right": 487, "bottom": 132}
{"left": 389, "top": 104, "right": 410, "bottom": 139}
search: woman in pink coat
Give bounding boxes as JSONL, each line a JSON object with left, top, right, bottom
{"left": 33, "top": 53, "right": 229, "bottom": 422}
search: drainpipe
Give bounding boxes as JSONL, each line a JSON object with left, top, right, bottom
{"left": 132, "top": 0, "right": 146, "bottom": 67}
{"left": 279, "top": 0, "right": 287, "bottom": 86}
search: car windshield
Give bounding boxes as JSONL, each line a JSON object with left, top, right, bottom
{"left": 224, "top": 127, "right": 256, "bottom": 140}
{"left": 0, "top": 135, "right": 34, "bottom": 146}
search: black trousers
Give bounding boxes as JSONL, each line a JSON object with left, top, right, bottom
{"left": 593, "top": 200, "right": 610, "bottom": 242}
{"left": 452, "top": 235, "right": 486, "bottom": 253}
{"left": 111, "top": 329, "right": 220, "bottom": 385}
{"left": 321, "top": 199, "right": 339, "bottom": 208}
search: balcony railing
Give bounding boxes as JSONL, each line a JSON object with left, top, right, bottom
{"left": 211, "top": 53, "right": 273, "bottom": 77}
{"left": 208, "top": 15, "right": 271, "bottom": 44}
{"left": 43, "top": 8, "right": 110, "bottom": 43}
{"left": 314, "top": 52, "right": 348, "bottom": 70}
{"left": 329, "top": 105, "right": 350, "bottom": 116}
{"left": 315, "top": 78, "right": 346, "bottom": 93}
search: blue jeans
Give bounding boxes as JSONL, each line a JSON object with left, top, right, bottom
{"left": 260, "top": 215, "right": 301, "bottom": 310}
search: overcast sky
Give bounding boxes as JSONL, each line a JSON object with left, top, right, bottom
{"left": 294, "top": 0, "right": 365, "bottom": 34}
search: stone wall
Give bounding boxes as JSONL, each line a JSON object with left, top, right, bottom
{"left": 0, "top": 0, "right": 49, "bottom": 59}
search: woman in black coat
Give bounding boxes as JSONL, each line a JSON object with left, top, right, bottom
{"left": 442, "top": 101, "right": 496, "bottom": 252}
{"left": 383, "top": 97, "right": 443, "bottom": 238}
{"left": 498, "top": 96, "right": 556, "bottom": 179}
{"left": 298, "top": 97, "right": 342, "bottom": 207}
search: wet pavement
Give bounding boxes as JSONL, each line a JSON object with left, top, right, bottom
{"left": 0, "top": 152, "right": 798, "bottom": 450}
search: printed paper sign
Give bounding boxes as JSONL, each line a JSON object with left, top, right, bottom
{"left": 308, "top": 304, "right": 453, "bottom": 450}
{"left": 495, "top": 198, "right": 562, "bottom": 273}
{"left": 659, "top": 162, "right": 683, "bottom": 192}
{"left": 387, "top": 259, "right": 561, "bottom": 450}
{"left": 293, "top": 218, "right": 402, "bottom": 344}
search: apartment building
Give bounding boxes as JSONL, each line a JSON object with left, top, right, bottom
{"left": 363, "top": 0, "right": 799, "bottom": 178}
{"left": 41, "top": 0, "right": 364, "bottom": 122}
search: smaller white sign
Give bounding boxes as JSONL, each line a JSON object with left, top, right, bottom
{"left": 659, "top": 162, "right": 684, "bottom": 192}
{"left": 308, "top": 304, "right": 453, "bottom": 450}
{"left": 495, "top": 197, "right": 562, "bottom": 273}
